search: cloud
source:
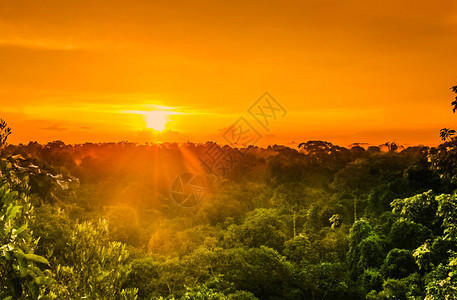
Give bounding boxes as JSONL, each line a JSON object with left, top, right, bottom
{"left": 40, "top": 124, "right": 68, "bottom": 132}
{"left": 0, "top": 38, "right": 85, "bottom": 51}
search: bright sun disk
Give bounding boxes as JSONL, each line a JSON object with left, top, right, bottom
{"left": 144, "top": 111, "right": 168, "bottom": 131}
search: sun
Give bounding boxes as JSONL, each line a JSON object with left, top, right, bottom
{"left": 144, "top": 111, "right": 168, "bottom": 131}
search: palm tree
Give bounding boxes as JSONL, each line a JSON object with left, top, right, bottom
{"left": 452, "top": 84, "right": 457, "bottom": 113}
{"left": 440, "top": 128, "right": 456, "bottom": 142}
{"left": 439, "top": 84, "right": 457, "bottom": 141}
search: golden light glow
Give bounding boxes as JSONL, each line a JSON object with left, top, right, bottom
{"left": 1, "top": 1, "right": 457, "bottom": 146}
{"left": 144, "top": 111, "right": 168, "bottom": 131}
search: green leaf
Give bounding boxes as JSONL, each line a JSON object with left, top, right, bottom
{"left": 17, "top": 252, "right": 28, "bottom": 278}
{"left": 24, "top": 254, "right": 49, "bottom": 265}
{"left": 34, "top": 276, "right": 45, "bottom": 285}
{"left": 15, "top": 224, "right": 28, "bottom": 236}
{"left": 28, "top": 265, "right": 45, "bottom": 278}
{"left": 3, "top": 250, "right": 13, "bottom": 260}
{"left": 5, "top": 204, "right": 21, "bottom": 220}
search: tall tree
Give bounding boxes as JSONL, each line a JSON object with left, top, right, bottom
{"left": 439, "top": 83, "right": 457, "bottom": 141}
{"left": 451, "top": 84, "right": 457, "bottom": 113}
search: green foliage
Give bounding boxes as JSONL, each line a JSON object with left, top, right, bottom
{"left": 178, "top": 284, "right": 227, "bottom": 300}
{"left": 125, "top": 246, "right": 295, "bottom": 299}
{"left": 299, "top": 262, "right": 353, "bottom": 299}
{"left": 389, "top": 220, "right": 432, "bottom": 250}
{"left": 284, "top": 235, "right": 312, "bottom": 264}
{"left": 329, "top": 213, "right": 342, "bottom": 228}
{"left": 224, "top": 209, "right": 288, "bottom": 251}
{"left": 361, "top": 268, "right": 383, "bottom": 293}
{"left": 425, "top": 254, "right": 457, "bottom": 300}
{"left": 0, "top": 185, "right": 53, "bottom": 299}
{"left": 125, "top": 255, "right": 193, "bottom": 297}
{"left": 429, "top": 139, "right": 457, "bottom": 183}
{"left": 358, "top": 235, "right": 385, "bottom": 269}
{"left": 349, "top": 220, "right": 375, "bottom": 248}
{"left": 429, "top": 237, "right": 457, "bottom": 268}
{"left": 367, "top": 273, "right": 422, "bottom": 300}
{"left": 3, "top": 138, "right": 457, "bottom": 299}
{"left": 158, "top": 286, "right": 259, "bottom": 300}
{"left": 270, "top": 183, "right": 316, "bottom": 236}
{"left": 413, "top": 242, "right": 433, "bottom": 272}
{"left": 391, "top": 190, "right": 439, "bottom": 230}
{"left": 392, "top": 192, "right": 457, "bottom": 248}
{"left": 333, "top": 155, "right": 406, "bottom": 198}
{"left": 51, "top": 219, "right": 137, "bottom": 299}
{"left": 216, "top": 246, "right": 295, "bottom": 299}
{"left": 105, "top": 205, "right": 144, "bottom": 247}
{"left": 29, "top": 205, "right": 73, "bottom": 264}
{"left": 348, "top": 220, "right": 386, "bottom": 279}
{"left": 435, "top": 194, "right": 457, "bottom": 240}
{"left": 226, "top": 290, "right": 258, "bottom": 300}
{"left": 381, "top": 249, "right": 417, "bottom": 279}
{"left": 310, "top": 226, "right": 350, "bottom": 262}
{"left": 124, "top": 257, "right": 162, "bottom": 298}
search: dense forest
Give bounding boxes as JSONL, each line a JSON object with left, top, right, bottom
{"left": 2, "top": 88, "right": 457, "bottom": 299}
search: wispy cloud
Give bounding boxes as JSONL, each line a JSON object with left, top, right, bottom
{"left": 40, "top": 123, "right": 68, "bottom": 132}
{"left": 0, "top": 36, "right": 87, "bottom": 51}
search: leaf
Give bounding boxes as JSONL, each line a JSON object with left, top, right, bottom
{"left": 24, "top": 254, "right": 49, "bottom": 265}
{"left": 5, "top": 204, "right": 21, "bottom": 220}
{"left": 14, "top": 224, "right": 28, "bottom": 236}
{"left": 28, "top": 265, "right": 45, "bottom": 278}
{"left": 17, "top": 252, "right": 28, "bottom": 278}
{"left": 34, "top": 276, "right": 45, "bottom": 285}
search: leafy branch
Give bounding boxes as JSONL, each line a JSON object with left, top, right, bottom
{"left": 0, "top": 119, "right": 11, "bottom": 148}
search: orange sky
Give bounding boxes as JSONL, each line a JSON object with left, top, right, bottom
{"left": 1, "top": 0, "right": 457, "bottom": 147}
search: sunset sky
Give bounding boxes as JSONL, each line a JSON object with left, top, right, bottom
{"left": 1, "top": 0, "right": 457, "bottom": 147}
